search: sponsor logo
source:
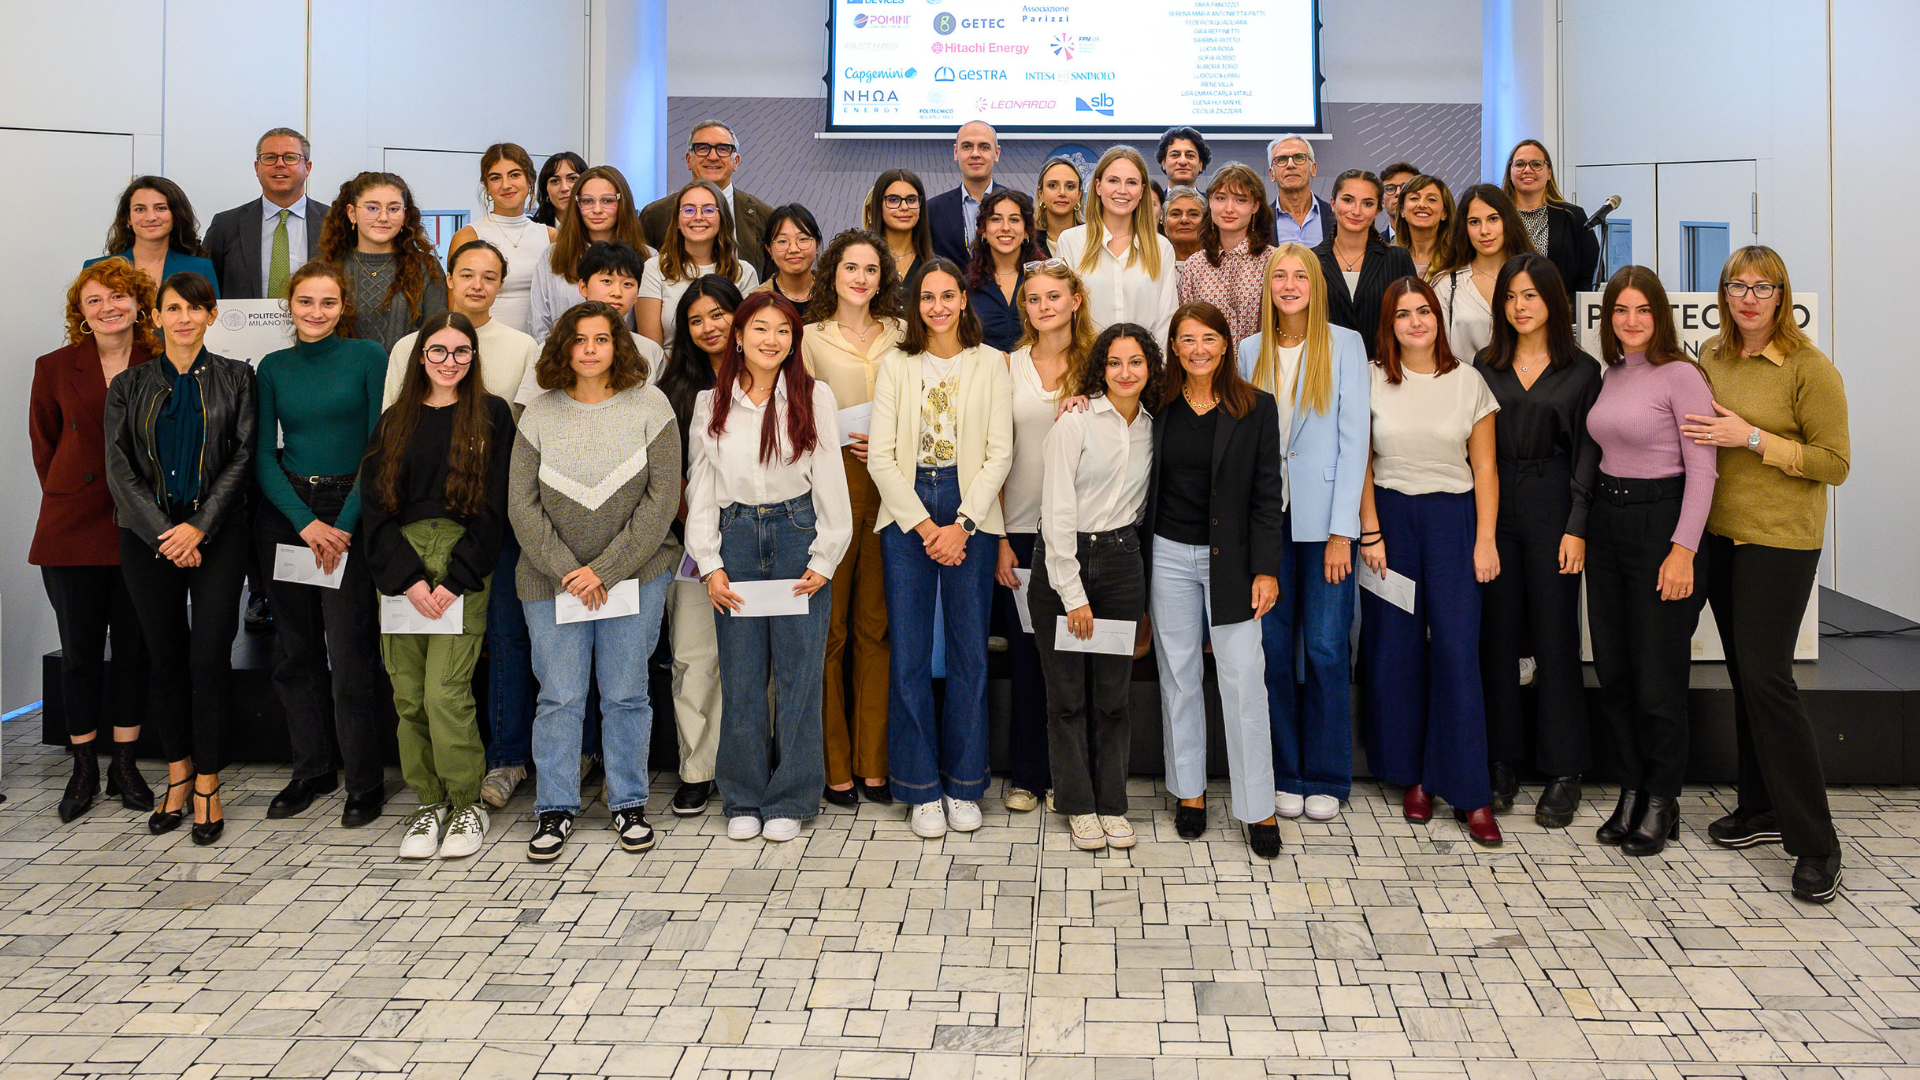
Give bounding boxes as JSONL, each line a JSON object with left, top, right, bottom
{"left": 932, "top": 41, "right": 1029, "bottom": 55}
{"left": 977, "top": 98, "right": 1057, "bottom": 110}
{"left": 1024, "top": 70, "right": 1056, "bottom": 81}
{"left": 933, "top": 66, "right": 1006, "bottom": 81}
{"left": 933, "top": 12, "right": 1007, "bottom": 33}
{"left": 841, "top": 39, "right": 902, "bottom": 52}
{"left": 1022, "top": 4, "right": 1068, "bottom": 22}
{"left": 1051, "top": 33, "right": 1075, "bottom": 58}
{"left": 1075, "top": 93, "right": 1115, "bottom": 116}
{"left": 933, "top": 12, "right": 955, "bottom": 33}
{"left": 852, "top": 13, "right": 910, "bottom": 27}
{"left": 842, "top": 88, "right": 901, "bottom": 102}
{"left": 843, "top": 65, "right": 918, "bottom": 81}
{"left": 934, "top": 65, "right": 955, "bottom": 81}
{"left": 927, "top": 90, "right": 946, "bottom": 104}
{"left": 1069, "top": 71, "right": 1115, "bottom": 80}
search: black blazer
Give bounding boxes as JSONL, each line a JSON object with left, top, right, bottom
{"left": 1140, "top": 390, "right": 1287, "bottom": 626}
{"left": 1543, "top": 201, "right": 1602, "bottom": 294}
{"left": 928, "top": 181, "right": 1007, "bottom": 268}
{"left": 204, "top": 196, "right": 330, "bottom": 300}
{"left": 1314, "top": 231, "right": 1417, "bottom": 358}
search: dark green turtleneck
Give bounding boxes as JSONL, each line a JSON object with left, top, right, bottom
{"left": 254, "top": 333, "right": 387, "bottom": 532}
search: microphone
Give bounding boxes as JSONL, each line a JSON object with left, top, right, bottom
{"left": 1583, "top": 195, "right": 1622, "bottom": 230}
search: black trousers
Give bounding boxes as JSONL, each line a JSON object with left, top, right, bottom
{"left": 1585, "top": 475, "right": 1706, "bottom": 799}
{"left": 119, "top": 519, "right": 249, "bottom": 774}
{"left": 1481, "top": 458, "right": 1590, "bottom": 775}
{"left": 1704, "top": 533, "right": 1836, "bottom": 856}
{"left": 999, "top": 532, "right": 1051, "bottom": 794}
{"left": 1028, "top": 529, "right": 1144, "bottom": 817}
{"left": 256, "top": 479, "right": 393, "bottom": 797}
{"left": 41, "top": 564, "right": 147, "bottom": 741}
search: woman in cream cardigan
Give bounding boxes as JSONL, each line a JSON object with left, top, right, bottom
{"left": 867, "top": 257, "right": 1014, "bottom": 839}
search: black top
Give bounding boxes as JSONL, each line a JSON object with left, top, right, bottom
{"left": 1154, "top": 396, "right": 1217, "bottom": 545}
{"left": 1543, "top": 202, "right": 1602, "bottom": 295}
{"left": 1479, "top": 351, "right": 1603, "bottom": 537}
{"left": 1314, "top": 230, "right": 1417, "bottom": 359}
{"left": 970, "top": 273, "right": 1024, "bottom": 353}
{"left": 360, "top": 395, "right": 515, "bottom": 597}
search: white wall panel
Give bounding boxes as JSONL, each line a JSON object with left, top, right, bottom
{"left": 161, "top": 0, "right": 308, "bottom": 218}
{"left": 0, "top": 3, "right": 163, "bottom": 136}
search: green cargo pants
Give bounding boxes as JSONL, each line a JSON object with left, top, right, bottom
{"left": 380, "top": 518, "right": 491, "bottom": 808}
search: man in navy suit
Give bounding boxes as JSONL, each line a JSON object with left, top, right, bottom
{"left": 204, "top": 128, "right": 330, "bottom": 300}
{"left": 927, "top": 120, "right": 1005, "bottom": 267}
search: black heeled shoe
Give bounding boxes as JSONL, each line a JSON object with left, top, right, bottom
{"left": 148, "top": 775, "right": 194, "bottom": 835}
{"left": 191, "top": 782, "right": 224, "bottom": 846}
{"left": 107, "top": 741, "right": 155, "bottom": 811}
{"left": 1596, "top": 789, "right": 1644, "bottom": 845}
{"left": 823, "top": 785, "right": 859, "bottom": 808}
{"left": 1622, "top": 796, "right": 1680, "bottom": 857}
{"left": 58, "top": 744, "right": 100, "bottom": 823}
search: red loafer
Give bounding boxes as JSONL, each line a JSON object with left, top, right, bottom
{"left": 1403, "top": 785, "right": 1433, "bottom": 823}
{"left": 1456, "top": 805, "right": 1503, "bottom": 846}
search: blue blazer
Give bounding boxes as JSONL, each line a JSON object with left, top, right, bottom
{"left": 1238, "top": 323, "right": 1370, "bottom": 542}
{"left": 928, "top": 181, "right": 1006, "bottom": 268}
{"left": 85, "top": 251, "right": 222, "bottom": 298}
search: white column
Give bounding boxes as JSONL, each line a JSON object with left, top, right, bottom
{"left": 1481, "top": 0, "right": 1558, "bottom": 181}
{"left": 589, "top": 0, "right": 669, "bottom": 204}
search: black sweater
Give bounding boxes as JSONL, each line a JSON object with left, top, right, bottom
{"left": 360, "top": 395, "right": 514, "bottom": 597}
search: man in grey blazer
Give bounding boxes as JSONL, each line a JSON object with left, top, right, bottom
{"left": 639, "top": 120, "right": 771, "bottom": 263}
{"left": 204, "top": 127, "right": 330, "bottom": 300}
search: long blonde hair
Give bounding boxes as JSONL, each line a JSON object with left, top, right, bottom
{"left": 1075, "top": 146, "right": 1161, "bottom": 281}
{"left": 1014, "top": 261, "right": 1099, "bottom": 364}
{"left": 1251, "top": 243, "right": 1333, "bottom": 415}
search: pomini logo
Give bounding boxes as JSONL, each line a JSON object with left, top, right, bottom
{"left": 852, "top": 12, "right": 910, "bottom": 27}
{"left": 843, "top": 65, "right": 918, "bottom": 81}
{"left": 1075, "top": 93, "right": 1115, "bottom": 116}
{"left": 1051, "top": 33, "right": 1075, "bottom": 59}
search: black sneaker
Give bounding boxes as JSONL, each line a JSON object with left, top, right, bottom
{"left": 671, "top": 781, "right": 714, "bottom": 816}
{"left": 1707, "top": 808, "right": 1782, "bottom": 849}
{"left": 527, "top": 810, "right": 574, "bottom": 862}
{"left": 612, "top": 807, "right": 655, "bottom": 852}
{"left": 244, "top": 593, "right": 274, "bottom": 633}
{"left": 1791, "top": 853, "right": 1842, "bottom": 904}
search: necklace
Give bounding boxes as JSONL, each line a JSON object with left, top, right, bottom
{"left": 1183, "top": 386, "right": 1217, "bottom": 413}
{"left": 1276, "top": 328, "right": 1307, "bottom": 345}
{"left": 486, "top": 212, "right": 533, "bottom": 249}
{"left": 1335, "top": 241, "right": 1365, "bottom": 272}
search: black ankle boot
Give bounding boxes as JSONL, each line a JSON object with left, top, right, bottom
{"left": 1622, "top": 796, "right": 1681, "bottom": 857}
{"left": 1596, "top": 789, "right": 1644, "bottom": 845}
{"left": 1489, "top": 761, "right": 1519, "bottom": 812}
{"left": 59, "top": 744, "right": 100, "bottom": 823}
{"left": 106, "top": 742, "right": 154, "bottom": 811}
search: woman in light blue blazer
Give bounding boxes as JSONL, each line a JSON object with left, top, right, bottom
{"left": 1238, "top": 241, "right": 1370, "bottom": 822}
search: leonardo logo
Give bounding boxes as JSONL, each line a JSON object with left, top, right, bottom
{"left": 1052, "top": 33, "right": 1075, "bottom": 59}
{"left": 933, "top": 12, "right": 955, "bottom": 33}
{"left": 1075, "top": 94, "right": 1115, "bottom": 117}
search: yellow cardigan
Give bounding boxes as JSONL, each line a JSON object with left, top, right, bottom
{"left": 866, "top": 344, "right": 1014, "bottom": 534}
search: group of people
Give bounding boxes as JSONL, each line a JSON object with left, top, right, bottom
{"left": 30, "top": 118, "right": 1851, "bottom": 904}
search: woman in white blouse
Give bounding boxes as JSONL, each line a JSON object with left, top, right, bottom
{"left": 867, "top": 258, "right": 1014, "bottom": 839}
{"left": 636, "top": 179, "right": 759, "bottom": 347}
{"left": 446, "top": 143, "right": 556, "bottom": 336}
{"left": 1430, "top": 184, "right": 1535, "bottom": 363}
{"left": 1053, "top": 146, "right": 1179, "bottom": 338}
{"left": 1026, "top": 322, "right": 1160, "bottom": 851}
{"left": 688, "top": 292, "right": 852, "bottom": 843}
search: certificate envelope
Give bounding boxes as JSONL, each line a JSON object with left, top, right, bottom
{"left": 273, "top": 543, "right": 347, "bottom": 589}
{"left": 1356, "top": 561, "right": 1417, "bottom": 614}
{"left": 1010, "top": 568, "right": 1034, "bottom": 633}
{"left": 1054, "top": 617, "right": 1135, "bottom": 656}
{"left": 380, "top": 593, "right": 464, "bottom": 635}
{"left": 838, "top": 403, "right": 873, "bottom": 447}
{"left": 555, "top": 577, "right": 640, "bottom": 624}
{"left": 728, "top": 579, "right": 810, "bottom": 617}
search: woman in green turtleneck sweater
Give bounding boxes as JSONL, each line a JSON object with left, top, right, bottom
{"left": 254, "top": 260, "right": 392, "bottom": 828}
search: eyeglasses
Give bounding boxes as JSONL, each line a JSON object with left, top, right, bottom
{"left": 1510, "top": 159, "right": 1549, "bottom": 172}
{"left": 689, "top": 142, "right": 738, "bottom": 158}
{"left": 1382, "top": 183, "right": 1406, "bottom": 196}
{"left": 769, "top": 234, "right": 817, "bottom": 251}
{"left": 1022, "top": 258, "right": 1068, "bottom": 274}
{"left": 1270, "top": 152, "right": 1312, "bottom": 167}
{"left": 882, "top": 193, "right": 921, "bottom": 209}
{"left": 357, "top": 202, "right": 406, "bottom": 219}
{"left": 1722, "top": 281, "right": 1779, "bottom": 299}
{"left": 680, "top": 204, "right": 721, "bottom": 218}
{"left": 257, "top": 152, "right": 307, "bottom": 166}
{"left": 575, "top": 194, "right": 621, "bottom": 210}
{"left": 424, "top": 345, "right": 475, "bottom": 365}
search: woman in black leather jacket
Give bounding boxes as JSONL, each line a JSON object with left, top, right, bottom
{"left": 104, "top": 271, "right": 256, "bottom": 844}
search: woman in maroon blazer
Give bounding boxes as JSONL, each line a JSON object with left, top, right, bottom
{"left": 32, "top": 258, "right": 156, "bottom": 822}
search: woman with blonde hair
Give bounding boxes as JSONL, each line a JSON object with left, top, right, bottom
{"left": 530, "top": 165, "right": 650, "bottom": 339}
{"left": 1394, "top": 175, "right": 1454, "bottom": 279}
{"left": 1033, "top": 157, "right": 1084, "bottom": 254}
{"left": 637, "top": 179, "right": 759, "bottom": 346}
{"left": 1053, "top": 146, "right": 1178, "bottom": 336}
{"left": 1179, "top": 162, "right": 1276, "bottom": 342}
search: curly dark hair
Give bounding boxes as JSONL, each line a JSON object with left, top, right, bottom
{"left": 104, "top": 176, "right": 207, "bottom": 259}
{"left": 1076, "top": 322, "right": 1166, "bottom": 406}
{"left": 964, "top": 189, "right": 1045, "bottom": 291}
{"left": 803, "top": 229, "right": 902, "bottom": 323}
{"left": 534, "top": 301, "right": 651, "bottom": 392}
{"left": 316, "top": 172, "right": 443, "bottom": 322}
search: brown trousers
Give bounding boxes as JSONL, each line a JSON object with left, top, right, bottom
{"left": 823, "top": 450, "right": 890, "bottom": 785}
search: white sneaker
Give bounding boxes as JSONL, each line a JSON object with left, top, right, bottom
{"left": 1045, "top": 789, "right": 1056, "bottom": 813}
{"left": 438, "top": 804, "right": 490, "bottom": 859}
{"left": 1004, "top": 787, "right": 1040, "bottom": 812}
{"left": 910, "top": 800, "right": 948, "bottom": 838}
{"left": 1303, "top": 795, "right": 1341, "bottom": 821}
{"left": 479, "top": 765, "right": 525, "bottom": 809}
{"left": 1519, "top": 656, "right": 1537, "bottom": 686}
{"left": 944, "top": 796, "right": 983, "bottom": 832}
{"left": 1069, "top": 814, "right": 1107, "bottom": 850}
{"left": 1100, "top": 815, "right": 1136, "bottom": 848}
{"left": 1275, "top": 791, "right": 1305, "bottom": 818}
{"left": 761, "top": 818, "right": 801, "bottom": 842}
{"left": 727, "top": 816, "right": 762, "bottom": 840}
{"left": 398, "top": 804, "right": 447, "bottom": 859}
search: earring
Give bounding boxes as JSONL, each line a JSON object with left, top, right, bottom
{"left": 79, "top": 322, "right": 93, "bottom": 335}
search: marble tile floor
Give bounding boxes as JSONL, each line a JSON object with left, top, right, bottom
{"left": 2, "top": 720, "right": 1918, "bottom": 1080}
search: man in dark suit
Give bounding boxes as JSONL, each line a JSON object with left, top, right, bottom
{"left": 927, "top": 120, "right": 1006, "bottom": 267}
{"left": 204, "top": 128, "right": 330, "bottom": 300}
{"left": 639, "top": 120, "right": 772, "bottom": 261}
{"left": 1267, "top": 135, "right": 1334, "bottom": 247}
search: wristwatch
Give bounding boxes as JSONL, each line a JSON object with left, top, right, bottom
{"left": 1746, "top": 427, "right": 1762, "bottom": 451}
{"left": 958, "top": 514, "right": 977, "bottom": 535}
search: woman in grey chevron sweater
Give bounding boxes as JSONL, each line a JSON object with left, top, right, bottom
{"left": 509, "top": 300, "right": 681, "bottom": 863}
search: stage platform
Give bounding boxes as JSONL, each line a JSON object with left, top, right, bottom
{"left": 40, "top": 587, "right": 1920, "bottom": 785}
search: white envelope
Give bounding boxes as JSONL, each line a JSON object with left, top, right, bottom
{"left": 273, "top": 543, "right": 347, "bottom": 589}
{"left": 673, "top": 551, "right": 702, "bottom": 583}
{"left": 727, "top": 578, "right": 811, "bottom": 617}
{"left": 380, "top": 593, "right": 465, "bottom": 635}
{"left": 1356, "top": 560, "right": 1417, "bottom": 614}
{"left": 555, "top": 577, "right": 641, "bottom": 624}
{"left": 1053, "top": 616, "right": 1136, "bottom": 655}
{"left": 838, "top": 402, "right": 873, "bottom": 447}
{"left": 1010, "top": 568, "right": 1034, "bottom": 633}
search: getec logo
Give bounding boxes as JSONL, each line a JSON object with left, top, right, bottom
{"left": 933, "top": 66, "right": 1007, "bottom": 82}
{"left": 1075, "top": 93, "right": 1115, "bottom": 117}
{"left": 843, "top": 65, "right": 917, "bottom": 81}
{"left": 852, "top": 13, "right": 910, "bottom": 28}
{"left": 933, "top": 13, "right": 1005, "bottom": 34}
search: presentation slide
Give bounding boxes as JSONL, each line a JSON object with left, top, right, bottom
{"left": 828, "top": 0, "right": 1321, "bottom": 135}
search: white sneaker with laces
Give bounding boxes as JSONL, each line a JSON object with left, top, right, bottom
{"left": 438, "top": 804, "right": 490, "bottom": 859}
{"left": 1275, "top": 791, "right": 1305, "bottom": 818}
{"left": 1303, "top": 794, "right": 1341, "bottom": 821}
{"left": 399, "top": 804, "right": 447, "bottom": 859}
{"left": 727, "top": 816, "right": 762, "bottom": 840}
{"left": 911, "top": 800, "right": 948, "bottom": 838}
{"left": 944, "top": 796, "right": 983, "bottom": 832}
{"left": 1069, "top": 814, "right": 1107, "bottom": 850}
{"left": 761, "top": 818, "right": 801, "bottom": 842}
{"left": 479, "top": 766, "right": 525, "bottom": 810}
{"left": 1100, "top": 815, "right": 1136, "bottom": 848}
{"left": 1519, "top": 656, "right": 1538, "bottom": 686}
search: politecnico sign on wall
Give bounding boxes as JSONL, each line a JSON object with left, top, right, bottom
{"left": 203, "top": 300, "right": 294, "bottom": 368}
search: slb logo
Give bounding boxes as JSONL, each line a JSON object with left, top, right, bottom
{"left": 1075, "top": 94, "right": 1115, "bottom": 117}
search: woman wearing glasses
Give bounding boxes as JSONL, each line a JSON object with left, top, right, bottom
{"left": 637, "top": 180, "right": 759, "bottom": 347}
{"left": 753, "top": 204, "right": 823, "bottom": 305}
{"left": 864, "top": 170, "right": 934, "bottom": 306}
{"left": 1055, "top": 147, "right": 1180, "bottom": 339}
{"left": 530, "top": 165, "right": 650, "bottom": 341}
{"left": 1503, "top": 141, "right": 1600, "bottom": 295}
{"left": 965, "top": 190, "right": 1046, "bottom": 353}
{"left": 1179, "top": 163, "right": 1276, "bottom": 343}
{"left": 446, "top": 143, "right": 556, "bottom": 337}
{"left": 316, "top": 172, "right": 447, "bottom": 351}
{"left": 1684, "top": 247, "right": 1850, "bottom": 903}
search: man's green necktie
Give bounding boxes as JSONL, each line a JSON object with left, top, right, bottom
{"left": 267, "top": 209, "right": 291, "bottom": 298}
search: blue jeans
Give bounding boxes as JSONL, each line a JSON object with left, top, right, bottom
{"left": 881, "top": 466, "right": 996, "bottom": 804}
{"left": 714, "top": 495, "right": 831, "bottom": 822}
{"left": 1262, "top": 519, "right": 1356, "bottom": 801}
{"left": 525, "top": 569, "right": 671, "bottom": 814}
{"left": 485, "top": 528, "right": 536, "bottom": 769}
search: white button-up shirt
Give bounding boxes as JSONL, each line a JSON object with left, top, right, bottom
{"left": 1051, "top": 224, "right": 1180, "bottom": 341}
{"left": 1040, "top": 395, "right": 1153, "bottom": 610}
{"left": 686, "top": 376, "right": 853, "bottom": 579}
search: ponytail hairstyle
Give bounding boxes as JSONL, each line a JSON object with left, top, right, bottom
{"left": 705, "top": 291, "right": 819, "bottom": 465}
{"left": 371, "top": 311, "right": 498, "bottom": 518}
{"left": 316, "top": 172, "right": 441, "bottom": 321}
